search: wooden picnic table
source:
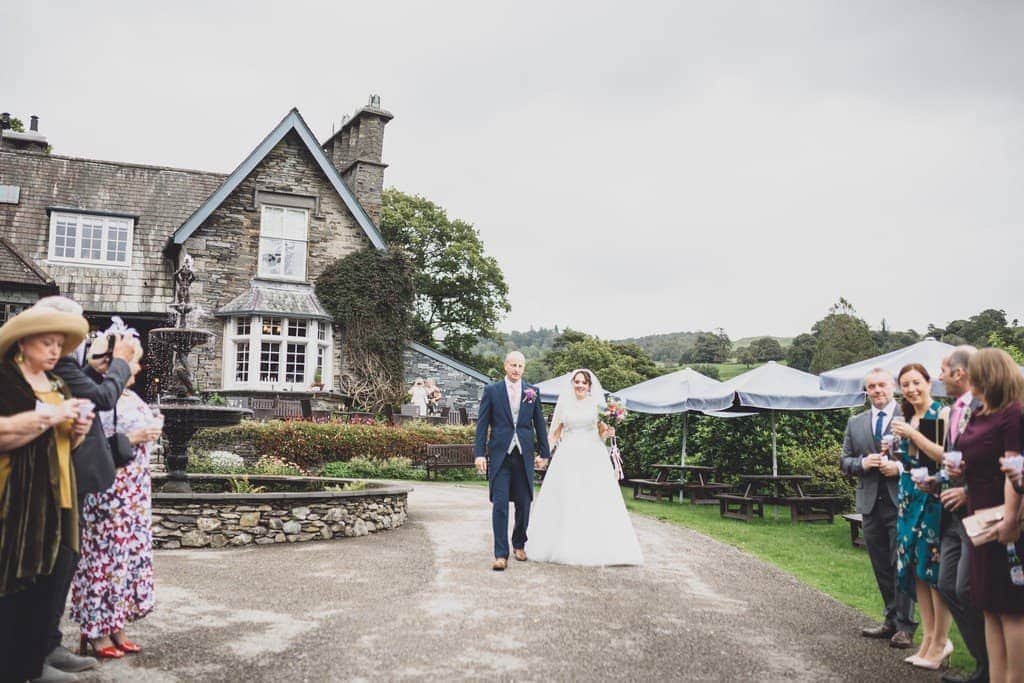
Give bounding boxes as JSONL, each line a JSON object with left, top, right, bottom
{"left": 736, "top": 474, "right": 811, "bottom": 503}
{"left": 630, "top": 464, "right": 730, "bottom": 504}
{"left": 722, "top": 474, "right": 842, "bottom": 523}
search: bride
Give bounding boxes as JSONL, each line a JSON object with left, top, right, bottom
{"left": 526, "top": 369, "right": 643, "bottom": 566}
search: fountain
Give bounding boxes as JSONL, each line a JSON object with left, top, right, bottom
{"left": 150, "top": 255, "right": 251, "bottom": 492}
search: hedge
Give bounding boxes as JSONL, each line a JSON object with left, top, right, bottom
{"left": 190, "top": 420, "right": 476, "bottom": 472}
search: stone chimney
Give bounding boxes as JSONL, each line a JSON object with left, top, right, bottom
{"left": 321, "top": 94, "right": 394, "bottom": 226}
{"left": 0, "top": 113, "right": 49, "bottom": 154}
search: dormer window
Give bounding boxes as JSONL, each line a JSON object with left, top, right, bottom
{"left": 47, "top": 211, "right": 133, "bottom": 268}
{"left": 258, "top": 205, "right": 308, "bottom": 280}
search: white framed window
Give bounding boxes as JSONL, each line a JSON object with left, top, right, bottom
{"left": 222, "top": 315, "right": 332, "bottom": 391}
{"left": 47, "top": 211, "right": 133, "bottom": 268}
{"left": 257, "top": 205, "right": 308, "bottom": 280}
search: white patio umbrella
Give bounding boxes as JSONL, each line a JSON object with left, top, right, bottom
{"left": 535, "top": 371, "right": 574, "bottom": 404}
{"left": 721, "top": 361, "right": 865, "bottom": 475}
{"left": 616, "top": 367, "right": 736, "bottom": 472}
{"left": 818, "top": 338, "right": 956, "bottom": 397}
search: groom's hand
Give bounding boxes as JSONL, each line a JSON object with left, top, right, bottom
{"left": 474, "top": 457, "right": 487, "bottom": 475}
{"left": 534, "top": 456, "right": 548, "bottom": 470}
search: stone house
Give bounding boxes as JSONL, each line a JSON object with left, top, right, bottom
{"left": 0, "top": 100, "right": 488, "bottom": 412}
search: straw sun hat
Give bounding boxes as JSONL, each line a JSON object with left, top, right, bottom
{"left": 0, "top": 298, "right": 89, "bottom": 360}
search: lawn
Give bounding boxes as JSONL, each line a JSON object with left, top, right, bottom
{"left": 622, "top": 488, "right": 974, "bottom": 672}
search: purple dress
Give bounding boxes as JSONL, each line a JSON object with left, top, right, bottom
{"left": 958, "top": 402, "right": 1024, "bottom": 613}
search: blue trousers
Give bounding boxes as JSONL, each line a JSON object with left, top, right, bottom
{"left": 492, "top": 449, "right": 531, "bottom": 559}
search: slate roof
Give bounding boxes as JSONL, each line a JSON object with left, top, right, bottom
{"left": 407, "top": 341, "right": 491, "bottom": 384}
{"left": 214, "top": 280, "right": 332, "bottom": 320}
{"left": 0, "top": 236, "right": 55, "bottom": 288}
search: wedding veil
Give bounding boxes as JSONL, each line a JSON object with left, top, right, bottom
{"left": 549, "top": 368, "right": 607, "bottom": 434}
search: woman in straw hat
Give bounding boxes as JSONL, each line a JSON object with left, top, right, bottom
{"left": 0, "top": 299, "right": 93, "bottom": 682}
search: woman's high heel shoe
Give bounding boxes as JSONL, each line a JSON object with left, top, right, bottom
{"left": 912, "top": 640, "right": 953, "bottom": 670}
{"left": 79, "top": 634, "right": 125, "bottom": 659}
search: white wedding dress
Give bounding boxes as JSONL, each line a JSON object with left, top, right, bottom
{"left": 526, "top": 394, "right": 644, "bottom": 566}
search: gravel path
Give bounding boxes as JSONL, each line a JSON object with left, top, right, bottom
{"left": 70, "top": 482, "right": 933, "bottom": 682}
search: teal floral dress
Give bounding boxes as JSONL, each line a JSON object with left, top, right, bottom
{"left": 896, "top": 400, "right": 943, "bottom": 596}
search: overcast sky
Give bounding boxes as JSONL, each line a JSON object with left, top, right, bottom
{"left": 4, "top": 1, "right": 1023, "bottom": 340}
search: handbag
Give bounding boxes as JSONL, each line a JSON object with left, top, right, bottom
{"left": 965, "top": 504, "right": 1024, "bottom": 547}
{"left": 107, "top": 404, "right": 136, "bottom": 468}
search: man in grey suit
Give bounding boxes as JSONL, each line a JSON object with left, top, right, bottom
{"left": 930, "top": 347, "right": 987, "bottom": 683}
{"left": 839, "top": 367, "right": 916, "bottom": 648}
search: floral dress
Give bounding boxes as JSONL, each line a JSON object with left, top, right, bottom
{"left": 70, "top": 389, "right": 155, "bottom": 639}
{"left": 895, "top": 400, "right": 943, "bottom": 596}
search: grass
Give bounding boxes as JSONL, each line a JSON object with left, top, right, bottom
{"left": 622, "top": 488, "right": 974, "bottom": 672}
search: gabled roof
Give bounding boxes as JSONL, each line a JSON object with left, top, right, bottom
{"left": 171, "top": 108, "right": 387, "bottom": 250}
{"left": 0, "top": 236, "right": 55, "bottom": 288}
{"left": 407, "top": 341, "right": 492, "bottom": 384}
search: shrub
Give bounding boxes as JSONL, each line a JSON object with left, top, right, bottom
{"left": 779, "top": 442, "right": 855, "bottom": 510}
{"left": 188, "top": 451, "right": 247, "bottom": 474}
{"left": 323, "top": 457, "right": 426, "bottom": 480}
{"left": 251, "top": 455, "right": 308, "bottom": 476}
{"left": 192, "top": 420, "right": 475, "bottom": 472}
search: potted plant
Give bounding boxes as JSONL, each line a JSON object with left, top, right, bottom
{"left": 311, "top": 368, "right": 324, "bottom": 391}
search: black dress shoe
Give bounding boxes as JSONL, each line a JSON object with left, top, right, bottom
{"left": 941, "top": 667, "right": 988, "bottom": 683}
{"left": 861, "top": 624, "right": 896, "bottom": 639}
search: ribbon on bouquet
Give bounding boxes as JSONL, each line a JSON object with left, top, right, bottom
{"left": 609, "top": 436, "right": 624, "bottom": 481}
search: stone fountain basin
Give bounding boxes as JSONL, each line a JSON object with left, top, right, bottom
{"left": 150, "top": 474, "right": 411, "bottom": 549}
{"left": 149, "top": 327, "right": 215, "bottom": 348}
{"left": 160, "top": 404, "right": 251, "bottom": 429}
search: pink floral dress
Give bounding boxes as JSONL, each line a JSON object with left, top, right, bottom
{"left": 70, "top": 389, "right": 155, "bottom": 639}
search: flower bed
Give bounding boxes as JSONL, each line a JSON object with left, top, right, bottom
{"left": 150, "top": 474, "right": 410, "bottom": 550}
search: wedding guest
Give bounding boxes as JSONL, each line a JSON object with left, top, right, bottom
{"left": 929, "top": 346, "right": 989, "bottom": 683}
{"left": 956, "top": 348, "right": 1024, "bottom": 683}
{"left": 409, "top": 377, "right": 429, "bottom": 416}
{"left": 71, "top": 332, "right": 160, "bottom": 659}
{"left": 425, "top": 378, "right": 443, "bottom": 415}
{"left": 38, "top": 303, "right": 136, "bottom": 679}
{"left": 0, "top": 303, "right": 91, "bottom": 682}
{"left": 892, "top": 363, "right": 954, "bottom": 670}
{"left": 839, "top": 368, "right": 916, "bottom": 648}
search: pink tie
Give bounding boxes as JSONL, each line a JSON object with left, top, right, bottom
{"left": 509, "top": 383, "right": 519, "bottom": 409}
{"left": 949, "top": 399, "right": 964, "bottom": 444}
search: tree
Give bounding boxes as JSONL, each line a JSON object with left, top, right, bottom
{"left": 747, "top": 337, "right": 784, "bottom": 362}
{"left": 929, "top": 309, "right": 1012, "bottom": 347}
{"left": 786, "top": 333, "right": 817, "bottom": 372}
{"left": 736, "top": 346, "right": 757, "bottom": 367}
{"left": 809, "top": 298, "right": 878, "bottom": 374}
{"left": 380, "top": 188, "right": 509, "bottom": 362}
{"left": 542, "top": 330, "right": 662, "bottom": 392}
{"left": 685, "top": 329, "right": 732, "bottom": 363}
{"left": 316, "top": 247, "right": 416, "bottom": 411}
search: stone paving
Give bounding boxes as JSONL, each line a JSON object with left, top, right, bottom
{"left": 69, "top": 482, "right": 935, "bottom": 682}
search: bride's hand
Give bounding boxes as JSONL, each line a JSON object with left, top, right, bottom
{"left": 606, "top": 426, "right": 616, "bottom": 438}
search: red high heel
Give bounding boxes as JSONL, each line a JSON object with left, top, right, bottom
{"left": 79, "top": 634, "right": 125, "bottom": 659}
{"left": 112, "top": 636, "right": 142, "bottom": 653}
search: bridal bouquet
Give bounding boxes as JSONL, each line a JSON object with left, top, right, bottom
{"left": 598, "top": 395, "right": 628, "bottom": 480}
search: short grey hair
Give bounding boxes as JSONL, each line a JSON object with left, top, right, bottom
{"left": 504, "top": 350, "right": 525, "bottom": 364}
{"left": 863, "top": 366, "right": 894, "bottom": 385}
{"left": 947, "top": 345, "right": 977, "bottom": 372}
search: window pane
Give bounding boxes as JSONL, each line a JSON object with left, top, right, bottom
{"left": 316, "top": 345, "right": 324, "bottom": 372}
{"left": 262, "top": 317, "right": 282, "bottom": 336}
{"left": 261, "top": 206, "right": 284, "bottom": 237}
{"left": 259, "top": 342, "right": 280, "bottom": 382}
{"left": 54, "top": 217, "right": 77, "bottom": 257}
{"left": 235, "top": 341, "right": 250, "bottom": 382}
{"left": 259, "top": 237, "right": 283, "bottom": 276}
{"left": 105, "top": 221, "right": 129, "bottom": 263}
{"left": 80, "top": 220, "right": 103, "bottom": 260}
{"left": 285, "top": 342, "right": 306, "bottom": 383}
{"left": 287, "top": 319, "right": 307, "bottom": 337}
{"left": 236, "top": 317, "right": 251, "bottom": 335}
{"left": 282, "top": 208, "right": 307, "bottom": 240}
{"left": 282, "top": 239, "right": 306, "bottom": 279}
{"left": 317, "top": 323, "right": 328, "bottom": 341}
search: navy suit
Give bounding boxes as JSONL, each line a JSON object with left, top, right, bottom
{"left": 474, "top": 380, "right": 551, "bottom": 559}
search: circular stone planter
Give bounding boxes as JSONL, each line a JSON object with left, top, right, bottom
{"left": 150, "top": 474, "right": 411, "bottom": 550}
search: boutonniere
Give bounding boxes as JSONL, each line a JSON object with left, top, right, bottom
{"left": 959, "top": 406, "right": 972, "bottom": 433}
{"left": 522, "top": 387, "right": 536, "bottom": 404}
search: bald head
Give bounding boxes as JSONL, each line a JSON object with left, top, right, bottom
{"left": 504, "top": 351, "right": 525, "bottom": 383}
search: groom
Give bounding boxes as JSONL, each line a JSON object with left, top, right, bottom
{"left": 474, "top": 351, "right": 551, "bottom": 571}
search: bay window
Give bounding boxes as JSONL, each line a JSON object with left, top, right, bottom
{"left": 223, "top": 315, "right": 332, "bottom": 390}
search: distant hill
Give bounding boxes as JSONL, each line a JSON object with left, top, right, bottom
{"left": 613, "top": 331, "right": 702, "bottom": 364}
{"left": 733, "top": 336, "right": 793, "bottom": 349}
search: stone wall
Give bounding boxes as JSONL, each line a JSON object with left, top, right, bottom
{"left": 150, "top": 480, "right": 408, "bottom": 549}
{"left": 403, "top": 347, "right": 486, "bottom": 415}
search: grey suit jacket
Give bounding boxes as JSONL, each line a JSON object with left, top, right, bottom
{"left": 839, "top": 407, "right": 901, "bottom": 515}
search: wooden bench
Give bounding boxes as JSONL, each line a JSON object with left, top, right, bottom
{"left": 843, "top": 513, "right": 865, "bottom": 548}
{"left": 630, "top": 479, "right": 684, "bottom": 503}
{"left": 423, "top": 444, "right": 477, "bottom": 479}
{"left": 682, "top": 482, "right": 732, "bottom": 505}
{"left": 717, "top": 493, "right": 764, "bottom": 521}
{"left": 779, "top": 495, "right": 843, "bottom": 523}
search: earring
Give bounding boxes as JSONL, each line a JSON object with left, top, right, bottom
{"left": 14, "top": 351, "right": 24, "bottom": 364}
